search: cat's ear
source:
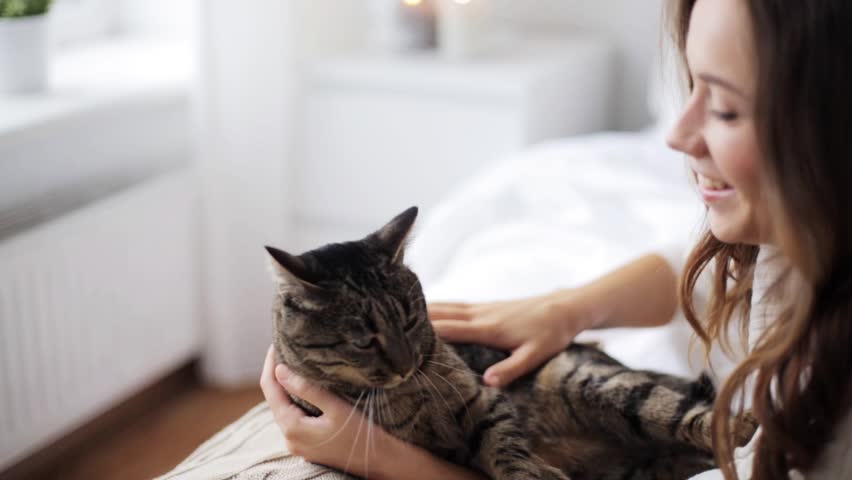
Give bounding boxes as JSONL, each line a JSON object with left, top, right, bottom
{"left": 265, "top": 246, "right": 324, "bottom": 294}
{"left": 371, "top": 206, "right": 418, "bottom": 264}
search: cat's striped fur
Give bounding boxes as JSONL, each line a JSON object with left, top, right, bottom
{"left": 267, "top": 207, "right": 757, "bottom": 479}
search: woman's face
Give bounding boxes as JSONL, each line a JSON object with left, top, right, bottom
{"left": 667, "top": 0, "right": 771, "bottom": 245}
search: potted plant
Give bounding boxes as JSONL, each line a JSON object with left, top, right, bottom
{"left": 0, "top": 0, "right": 53, "bottom": 94}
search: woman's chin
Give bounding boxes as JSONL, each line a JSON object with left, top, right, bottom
{"left": 708, "top": 211, "right": 759, "bottom": 245}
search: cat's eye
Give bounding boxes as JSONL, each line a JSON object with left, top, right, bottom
{"left": 352, "top": 337, "right": 374, "bottom": 349}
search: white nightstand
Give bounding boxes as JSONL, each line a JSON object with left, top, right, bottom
{"left": 290, "top": 34, "right": 615, "bottom": 251}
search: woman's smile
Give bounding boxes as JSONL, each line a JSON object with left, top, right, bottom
{"left": 694, "top": 170, "right": 736, "bottom": 204}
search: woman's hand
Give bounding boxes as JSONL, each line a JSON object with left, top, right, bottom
{"left": 428, "top": 290, "right": 594, "bottom": 388}
{"left": 259, "top": 345, "right": 486, "bottom": 480}
{"left": 259, "top": 345, "right": 390, "bottom": 478}
{"left": 429, "top": 254, "right": 681, "bottom": 388}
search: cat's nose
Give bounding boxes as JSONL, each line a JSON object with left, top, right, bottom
{"left": 392, "top": 364, "right": 412, "bottom": 378}
{"left": 384, "top": 338, "right": 416, "bottom": 375}
{"left": 383, "top": 374, "right": 403, "bottom": 388}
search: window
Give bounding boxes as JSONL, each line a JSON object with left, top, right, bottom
{"left": 48, "top": 0, "right": 197, "bottom": 48}
{"left": 48, "top": 0, "right": 118, "bottom": 47}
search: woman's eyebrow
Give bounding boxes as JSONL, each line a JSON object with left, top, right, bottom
{"left": 697, "top": 72, "right": 748, "bottom": 98}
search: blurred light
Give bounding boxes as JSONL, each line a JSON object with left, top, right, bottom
{"left": 454, "top": 0, "right": 473, "bottom": 4}
{"left": 402, "top": 0, "right": 423, "bottom": 6}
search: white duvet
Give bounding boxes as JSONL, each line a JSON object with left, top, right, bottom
{"left": 407, "top": 129, "right": 713, "bottom": 379}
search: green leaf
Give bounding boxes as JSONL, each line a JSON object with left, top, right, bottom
{"left": 0, "top": 0, "right": 52, "bottom": 18}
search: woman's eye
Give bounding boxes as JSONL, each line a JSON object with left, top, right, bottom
{"left": 352, "top": 337, "right": 374, "bottom": 349}
{"left": 710, "top": 110, "right": 739, "bottom": 122}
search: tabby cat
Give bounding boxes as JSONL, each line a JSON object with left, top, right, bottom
{"left": 267, "top": 207, "right": 757, "bottom": 480}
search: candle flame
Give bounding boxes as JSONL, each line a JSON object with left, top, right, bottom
{"left": 402, "top": 0, "right": 423, "bottom": 5}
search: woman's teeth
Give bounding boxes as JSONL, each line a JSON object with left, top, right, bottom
{"left": 697, "top": 173, "right": 732, "bottom": 191}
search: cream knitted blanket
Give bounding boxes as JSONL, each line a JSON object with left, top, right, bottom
{"left": 156, "top": 402, "right": 351, "bottom": 480}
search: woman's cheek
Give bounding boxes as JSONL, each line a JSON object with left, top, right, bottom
{"left": 708, "top": 123, "right": 762, "bottom": 198}
{"left": 728, "top": 127, "right": 762, "bottom": 202}
{"left": 709, "top": 122, "right": 772, "bottom": 243}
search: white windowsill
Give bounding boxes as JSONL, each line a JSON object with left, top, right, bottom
{"left": 0, "top": 35, "right": 194, "bottom": 142}
{"left": 0, "top": 35, "right": 196, "bottom": 238}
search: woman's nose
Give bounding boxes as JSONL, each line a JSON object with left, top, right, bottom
{"left": 666, "top": 96, "right": 709, "bottom": 159}
{"left": 666, "top": 115, "right": 708, "bottom": 159}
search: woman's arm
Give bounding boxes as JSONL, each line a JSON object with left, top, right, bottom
{"left": 571, "top": 252, "right": 679, "bottom": 330}
{"left": 259, "top": 346, "right": 486, "bottom": 480}
{"left": 429, "top": 252, "right": 680, "bottom": 387}
{"left": 375, "top": 432, "right": 486, "bottom": 480}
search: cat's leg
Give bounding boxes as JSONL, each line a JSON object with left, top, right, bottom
{"left": 463, "top": 387, "right": 569, "bottom": 480}
{"left": 609, "top": 380, "right": 757, "bottom": 453}
{"left": 617, "top": 372, "right": 757, "bottom": 452}
{"left": 560, "top": 362, "right": 722, "bottom": 452}
{"left": 730, "top": 410, "right": 760, "bottom": 447}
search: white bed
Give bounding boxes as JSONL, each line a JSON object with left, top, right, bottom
{"left": 408, "top": 127, "right": 709, "bottom": 378}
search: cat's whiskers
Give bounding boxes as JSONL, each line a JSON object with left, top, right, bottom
{"left": 371, "top": 388, "right": 380, "bottom": 427}
{"left": 343, "top": 393, "right": 368, "bottom": 476}
{"left": 308, "top": 390, "right": 365, "bottom": 448}
{"left": 411, "top": 374, "right": 436, "bottom": 413}
{"left": 376, "top": 388, "right": 388, "bottom": 429}
{"left": 371, "top": 390, "right": 379, "bottom": 475}
{"left": 379, "top": 389, "right": 392, "bottom": 433}
{"left": 431, "top": 369, "right": 473, "bottom": 426}
{"left": 412, "top": 373, "right": 451, "bottom": 429}
{"left": 416, "top": 368, "right": 455, "bottom": 421}
{"left": 365, "top": 389, "right": 375, "bottom": 478}
{"left": 427, "top": 359, "right": 483, "bottom": 378}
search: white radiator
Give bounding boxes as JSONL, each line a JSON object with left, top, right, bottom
{"left": 0, "top": 171, "right": 200, "bottom": 469}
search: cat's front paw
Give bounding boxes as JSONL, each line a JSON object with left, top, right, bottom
{"left": 732, "top": 410, "right": 759, "bottom": 447}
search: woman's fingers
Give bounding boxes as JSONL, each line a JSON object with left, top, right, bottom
{"left": 262, "top": 346, "right": 307, "bottom": 443}
{"left": 483, "top": 342, "right": 549, "bottom": 388}
{"left": 427, "top": 303, "right": 474, "bottom": 321}
{"left": 260, "top": 345, "right": 291, "bottom": 407}
{"left": 428, "top": 302, "right": 470, "bottom": 309}
{"left": 277, "top": 364, "right": 349, "bottom": 417}
{"left": 274, "top": 402, "right": 307, "bottom": 432}
{"left": 431, "top": 319, "right": 497, "bottom": 344}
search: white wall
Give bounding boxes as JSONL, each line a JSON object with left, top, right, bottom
{"left": 490, "top": 0, "right": 665, "bottom": 130}
{"left": 196, "top": 0, "right": 366, "bottom": 386}
{"left": 115, "top": 0, "right": 199, "bottom": 38}
{"left": 196, "top": 0, "right": 295, "bottom": 386}
{"left": 294, "top": 0, "right": 666, "bottom": 130}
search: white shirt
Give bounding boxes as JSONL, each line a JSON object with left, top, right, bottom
{"left": 686, "top": 246, "right": 851, "bottom": 479}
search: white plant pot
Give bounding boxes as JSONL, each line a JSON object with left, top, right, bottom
{"left": 0, "top": 14, "right": 49, "bottom": 94}
{"left": 368, "top": 0, "right": 436, "bottom": 54}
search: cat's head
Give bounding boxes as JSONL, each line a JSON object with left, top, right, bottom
{"left": 266, "top": 207, "right": 433, "bottom": 391}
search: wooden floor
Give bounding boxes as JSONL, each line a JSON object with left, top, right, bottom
{"left": 2, "top": 363, "right": 264, "bottom": 480}
{"left": 52, "top": 386, "right": 264, "bottom": 480}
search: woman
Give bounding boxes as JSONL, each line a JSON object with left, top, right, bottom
{"left": 259, "top": 0, "right": 852, "bottom": 478}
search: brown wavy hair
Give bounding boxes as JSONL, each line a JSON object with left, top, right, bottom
{"left": 668, "top": 0, "right": 852, "bottom": 478}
